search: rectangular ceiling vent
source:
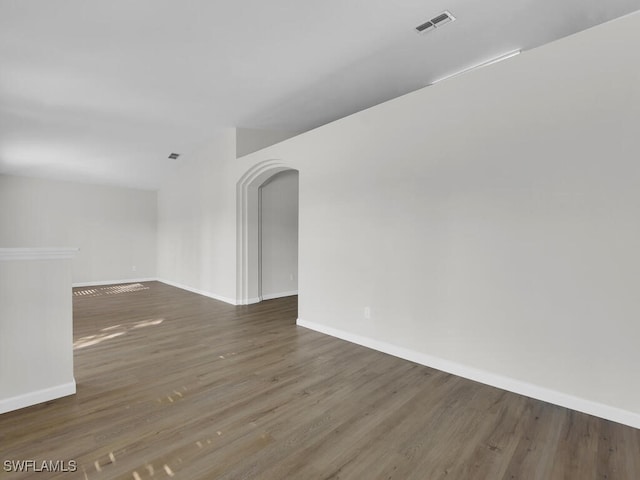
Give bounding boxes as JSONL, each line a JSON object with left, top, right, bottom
{"left": 416, "top": 11, "right": 455, "bottom": 34}
{"left": 168, "top": 153, "right": 180, "bottom": 159}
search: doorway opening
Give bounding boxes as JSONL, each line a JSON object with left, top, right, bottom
{"left": 236, "top": 160, "right": 299, "bottom": 306}
{"left": 258, "top": 170, "right": 299, "bottom": 301}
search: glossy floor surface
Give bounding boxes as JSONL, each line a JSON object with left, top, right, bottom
{"left": 1, "top": 281, "right": 639, "bottom": 479}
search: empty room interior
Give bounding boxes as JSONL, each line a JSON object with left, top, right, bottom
{"left": 2, "top": 1, "right": 640, "bottom": 479}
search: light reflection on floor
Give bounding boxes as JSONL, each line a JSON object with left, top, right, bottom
{"left": 73, "top": 283, "right": 150, "bottom": 298}
{"left": 73, "top": 318, "right": 164, "bottom": 349}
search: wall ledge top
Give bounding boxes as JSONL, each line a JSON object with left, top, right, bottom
{"left": 0, "top": 248, "right": 79, "bottom": 261}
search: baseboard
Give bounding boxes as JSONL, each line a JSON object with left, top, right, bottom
{"left": 261, "top": 290, "right": 298, "bottom": 301}
{"left": 297, "top": 318, "right": 640, "bottom": 430}
{"left": 0, "top": 381, "right": 76, "bottom": 415}
{"left": 157, "top": 279, "right": 237, "bottom": 305}
{"left": 73, "top": 278, "right": 156, "bottom": 287}
{"left": 0, "top": 248, "right": 78, "bottom": 261}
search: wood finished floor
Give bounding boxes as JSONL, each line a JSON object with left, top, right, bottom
{"left": 1, "top": 281, "right": 639, "bottom": 480}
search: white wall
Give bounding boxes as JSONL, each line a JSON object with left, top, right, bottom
{"left": 156, "top": 130, "right": 237, "bottom": 303}
{"left": 0, "top": 175, "right": 157, "bottom": 285}
{"left": 260, "top": 170, "right": 298, "bottom": 299}
{"left": 0, "top": 249, "right": 77, "bottom": 413}
{"left": 235, "top": 12, "right": 640, "bottom": 428}
{"left": 236, "top": 127, "right": 299, "bottom": 158}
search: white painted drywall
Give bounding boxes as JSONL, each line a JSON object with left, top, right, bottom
{"left": 236, "top": 128, "right": 299, "bottom": 158}
{"left": 232, "top": 11, "right": 640, "bottom": 427}
{"left": 0, "top": 249, "right": 77, "bottom": 413}
{"left": 0, "top": 175, "right": 157, "bottom": 285}
{"left": 156, "top": 130, "right": 237, "bottom": 303}
{"left": 260, "top": 170, "right": 298, "bottom": 299}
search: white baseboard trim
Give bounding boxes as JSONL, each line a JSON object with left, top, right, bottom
{"left": 0, "top": 247, "right": 78, "bottom": 261}
{"left": 157, "top": 279, "right": 237, "bottom": 305}
{"left": 297, "top": 319, "right": 640, "bottom": 430}
{"left": 261, "top": 290, "right": 298, "bottom": 301}
{"left": 0, "top": 380, "right": 76, "bottom": 415}
{"left": 73, "top": 278, "right": 157, "bottom": 288}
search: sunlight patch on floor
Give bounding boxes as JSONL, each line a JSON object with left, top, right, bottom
{"left": 74, "top": 318, "right": 164, "bottom": 349}
{"left": 73, "top": 283, "right": 150, "bottom": 298}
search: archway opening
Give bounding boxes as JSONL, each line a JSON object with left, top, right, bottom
{"left": 236, "top": 160, "right": 299, "bottom": 306}
{"left": 259, "top": 170, "right": 299, "bottom": 301}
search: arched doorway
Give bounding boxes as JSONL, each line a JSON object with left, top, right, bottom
{"left": 236, "top": 160, "right": 298, "bottom": 305}
{"left": 259, "top": 170, "right": 299, "bottom": 300}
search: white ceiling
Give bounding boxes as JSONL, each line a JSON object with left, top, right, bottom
{"left": 1, "top": 0, "right": 639, "bottom": 189}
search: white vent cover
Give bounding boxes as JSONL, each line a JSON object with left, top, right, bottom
{"left": 416, "top": 11, "right": 455, "bottom": 34}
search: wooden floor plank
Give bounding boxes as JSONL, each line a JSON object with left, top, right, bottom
{"left": 0, "top": 281, "right": 638, "bottom": 479}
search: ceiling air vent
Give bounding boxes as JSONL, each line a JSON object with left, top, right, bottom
{"left": 416, "top": 11, "right": 455, "bottom": 34}
{"left": 416, "top": 20, "right": 434, "bottom": 33}
{"left": 168, "top": 153, "right": 180, "bottom": 159}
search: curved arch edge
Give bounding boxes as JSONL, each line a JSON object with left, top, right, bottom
{"left": 236, "top": 160, "right": 298, "bottom": 305}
